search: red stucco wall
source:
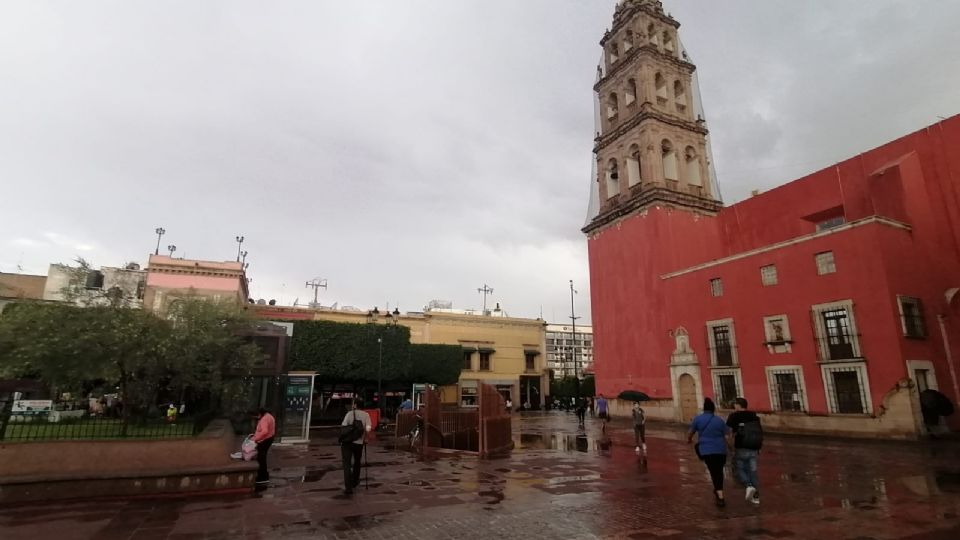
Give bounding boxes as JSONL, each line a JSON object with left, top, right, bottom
{"left": 588, "top": 115, "right": 960, "bottom": 426}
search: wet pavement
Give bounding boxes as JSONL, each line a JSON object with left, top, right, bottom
{"left": 3, "top": 411, "right": 960, "bottom": 539}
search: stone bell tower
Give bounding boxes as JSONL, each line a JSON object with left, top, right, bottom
{"left": 583, "top": 0, "right": 721, "bottom": 234}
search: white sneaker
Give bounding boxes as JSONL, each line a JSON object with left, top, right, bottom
{"left": 635, "top": 446, "right": 641, "bottom": 452}
{"left": 751, "top": 494, "right": 760, "bottom": 505}
{"left": 642, "top": 443, "right": 647, "bottom": 452}
{"left": 745, "top": 486, "right": 757, "bottom": 502}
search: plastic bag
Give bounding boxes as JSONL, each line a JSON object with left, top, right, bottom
{"left": 241, "top": 435, "right": 258, "bottom": 461}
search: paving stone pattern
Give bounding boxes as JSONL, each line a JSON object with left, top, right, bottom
{"left": 2, "top": 412, "right": 960, "bottom": 539}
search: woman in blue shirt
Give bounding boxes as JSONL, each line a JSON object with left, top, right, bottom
{"left": 687, "top": 398, "right": 730, "bottom": 507}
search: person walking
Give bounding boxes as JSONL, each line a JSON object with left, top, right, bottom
{"left": 596, "top": 394, "right": 609, "bottom": 419}
{"left": 251, "top": 407, "right": 276, "bottom": 491}
{"left": 575, "top": 397, "right": 587, "bottom": 426}
{"left": 726, "top": 397, "right": 762, "bottom": 505}
{"left": 687, "top": 398, "right": 729, "bottom": 507}
{"left": 632, "top": 402, "right": 646, "bottom": 453}
{"left": 340, "top": 398, "right": 372, "bottom": 496}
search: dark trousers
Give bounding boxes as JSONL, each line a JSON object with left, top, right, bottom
{"left": 341, "top": 443, "right": 364, "bottom": 490}
{"left": 256, "top": 438, "right": 273, "bottom": 483}
{"left": 576, "top": 409, "right": 586, "bottom": 424}
{"left": 703, "top": 453, "right": 727, "bottom": 491}
{"left": 634, "top": 424, "right": 646, "bottom": 445}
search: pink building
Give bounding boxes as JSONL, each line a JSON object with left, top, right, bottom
{"left": 143, "top": 255, "right": 249, "bottom": 314}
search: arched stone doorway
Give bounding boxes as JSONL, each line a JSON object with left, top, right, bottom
{"left": 678, "top": 374, "right": 698, "bottom": 422}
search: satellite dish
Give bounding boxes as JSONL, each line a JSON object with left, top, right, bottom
{"left": 256, "top": 299, "right": 266, "bottom": 305}
{"left": 268, "top": 299, "right": 276, "bottom": 306}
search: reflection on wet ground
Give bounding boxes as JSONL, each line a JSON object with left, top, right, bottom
{"left": 2, "top": 412, "right": 960, "bottom": 539}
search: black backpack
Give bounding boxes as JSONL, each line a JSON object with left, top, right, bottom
{"left": 739, "top": 419, "right": 764, "bottom": 450}
{"left": 338, "top": 411, "right": 365, "bottom": 445}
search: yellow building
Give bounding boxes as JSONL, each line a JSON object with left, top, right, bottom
{"left": 252, "top": 305, "right": 549, "bottom": 409}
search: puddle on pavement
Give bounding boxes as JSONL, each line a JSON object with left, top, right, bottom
{"left": 515, "top": 432, "right": 595, "bottom": 453}
{"left": 479, "top": 488, "right": 505, "bottom": 504}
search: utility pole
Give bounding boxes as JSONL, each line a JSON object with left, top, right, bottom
{"left": 154, "top": 227, "right": 165, "bottom": 255}
{"left": 305, "top": 278, "right": 327, "bottom": 308}
{"left": 235, "top": 236, "right": 245, "bottom": 262}
{"left": 570, "top": 280, "right": 581, "bottom": 399}
{"left": 477, "top": 284, "right": 494, "bottom": 314}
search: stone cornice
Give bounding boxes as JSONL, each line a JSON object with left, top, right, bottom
{"left": 602, "top": 3, "right": 679, "bottom": 47}
{"left": 593, "top": 106, "right": 708, "bottom": 152}
{"left": 594, "top": 44, "right": 695, "bottom": 92}
{"left": 582, "top": 186, "right": 722, "bottom": 235}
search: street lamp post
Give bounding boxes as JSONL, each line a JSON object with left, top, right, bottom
{"left": 235, "top": 236, "right": 245, "bottom": 262}
{"left": 154, "top": 227, "right": 166, "bottom": 255}
{"left": 241, "top": 251, "right": 248, "bottom": 265}
{"left": 167, "top": 244, "right": 176, "bottom": 257}
{"left": 569, "top": 280, "right": 581, "bottom": 400}
{"left": 377, "top": 336, "right": 383, "bottom": 419}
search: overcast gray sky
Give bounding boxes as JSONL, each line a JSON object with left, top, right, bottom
{"left": 2, "top": 1, "right": 958, "bottom": 323}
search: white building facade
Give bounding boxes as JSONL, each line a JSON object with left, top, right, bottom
{"left": 546, "top": 324, "right": 594, "bottom": 379}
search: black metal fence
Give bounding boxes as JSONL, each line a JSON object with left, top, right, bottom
{"left": 0, "top": 406, "right": 216, "bottom": 442}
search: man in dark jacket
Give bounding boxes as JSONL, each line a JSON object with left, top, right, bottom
{"left": 726, "top": 397, "right": 762, "bottom": 505}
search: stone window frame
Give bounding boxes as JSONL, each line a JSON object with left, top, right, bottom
{"left": 760, "top": 264, "right": 778, "bottom": 286}
{"left": 820, "top": 361, "right": 873, "bottom": 415}
{"left": 815, "top": 251, "right": 836, "bottom": 275}
{"left": 811, "top": 299, "right": 862, "bottom": 362}
{"left": 706, "top": 318, "right": 739, "bottom": 367}
{"left": 710, "top": 367, "right": 743, "bottom": 410}
{"left": 764, "top": 365, "right": 809, "bottom": 412}
{"left": 763, "top": 314, "right": 792, "bottom": 353}
{"left": 709, "top": 277, "right": 723, "bottom": 297}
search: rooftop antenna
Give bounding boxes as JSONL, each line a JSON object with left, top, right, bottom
{"left": 305, "top": 278, "right": 327, "bottom": 308}
{"left": 477, "top": 283, "right": 494, "bottom": 314}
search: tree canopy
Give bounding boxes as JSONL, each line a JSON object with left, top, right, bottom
{"left": 0, "top": 297, "right": 262, "bottom": 415}
{"left": 288, "top": 320, "right": 462, "bottom": 386}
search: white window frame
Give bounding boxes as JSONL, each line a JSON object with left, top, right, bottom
{"left": 896, "top": 295, "right": 927, "bottom": 339}
{"left": 709, "top": 278, "right": 723, "bottom": 297}
{"left": 711, "top": 368, "right": 743, "bottom": 410}
{"left": 765, "top": 365, "right": 809, "bottom": 412}
{"left": 820, "top": 362, "right": 873, "bottom": 415}
{"left": 760, "top": 264, "right": 778, "bottom": 286}
{"left": 815, "top": 251, "right": 836, "bottom": 275}
{"left": 460, "top": 380, "right": 479, "bottom": 408}
{"left": 706, "top": 318, "right": 739, "bottom": 367}
{"left": 811, "top": 299, "right": 862, "bottom": 361}
{"left": 763, "top": 314, "right": 792, "bottom": 353}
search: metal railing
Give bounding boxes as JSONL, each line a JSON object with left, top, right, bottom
{"left": 0, "top": 408, "right": 216, "bottom": 442}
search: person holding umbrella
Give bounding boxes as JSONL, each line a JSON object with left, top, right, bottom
{"left": 618, "top": 390, "right": 651, "bottom": 453}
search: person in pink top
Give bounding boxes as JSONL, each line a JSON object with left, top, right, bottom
{"left": 250, "top": 407, "right": 276, "bottom": 489}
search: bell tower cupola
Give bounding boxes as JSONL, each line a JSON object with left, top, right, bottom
{"left": 584, "top": 0, "right": 721, "bottom": 234}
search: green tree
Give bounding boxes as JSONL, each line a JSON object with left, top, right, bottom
{"left": 289, "top": 320, "right": 411, "bottom": 383}
{"left": 408, "top": 344, "right": 462, "bottom": 385}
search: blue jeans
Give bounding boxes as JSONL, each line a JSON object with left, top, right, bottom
{"left": 734, "top": 448, "right": 759, "bottom": 490}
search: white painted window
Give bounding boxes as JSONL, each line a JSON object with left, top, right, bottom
{"left": 627, "top": 144, "right": 641, "bottom": 187}
{"left": 811, "top": 300, "right": 861, "bottom": 361}
{"left": 606, "top": 92, "right": 619, "bottom": 119}
{"left": 684, "top": 146, "right": 702, "bottom": 187}
{"left": 821, "top": 362, "right": 872, "bottom": 414}
{"left": 709, "top": 278, "right": 723, "bottom": 297}
{"left": 765, "top": 366, "right": 807, "bottom": 412}
{"left": 760, "top": 264, "right": 778, "bottom": 286}
{"left": 815, "top": 251, "right": 836, "bottom": 275}
{"left": 662, "top": 139, "right": 678, "bottom": 181}
{"left": 655, "top": 73, "right": 668, "bottom": 105}
{"left": 625, "top": 78, "right": 637, "bottom": 106}
{"left": 897, "top": 295, "right": 927, "bottom": 339}
{"left": 605, "top": 158, "right": 620, "bottom": 198}
{"left": 706, "top": 318, "right": 738, "bottom": 367}
{"left": 711, "top": 368, "right": 742, "bottom": 409}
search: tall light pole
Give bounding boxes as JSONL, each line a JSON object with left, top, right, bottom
{"left": 377, "top": 336, "right": 383, "bottom": 419}
{"left": 570, "top": 280, "right": 581, "bottom": 399}
{"left": 167, "top": 244, "right": 176, "bottom": 257}
{"left": 240, "top": 250, "right": 248, "bottom": 265}
{"left": 477, "top": 284, "right": 494, "bottom": 314}
{"left": 235, "top": 236, "right": 245, "bottom": 262}
{"left": 154, "top": 227, "right": 166, "bottom": 255}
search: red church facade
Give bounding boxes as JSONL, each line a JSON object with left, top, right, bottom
{"left": 586, "top": 115, "right": 960, "bottom": 438}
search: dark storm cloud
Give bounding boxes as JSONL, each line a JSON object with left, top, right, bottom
{"left": 2, "top": 1, "right": 958, "bottom": 323}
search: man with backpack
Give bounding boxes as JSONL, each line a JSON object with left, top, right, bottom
{"left": 340, "top": 398, "right": 372, "bottom": 496}
{"left": 726, "top": 397, "right": 762, "bottom": 505}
